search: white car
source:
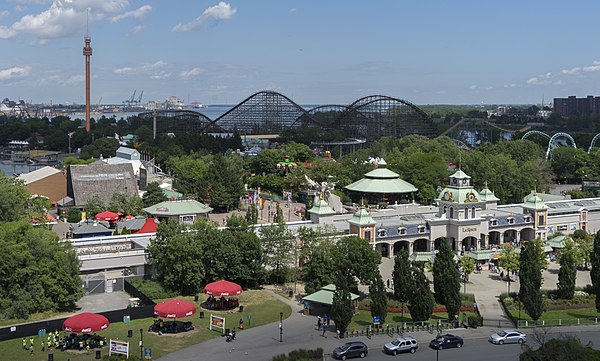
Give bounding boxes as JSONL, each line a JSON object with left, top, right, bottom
{"left": 489, "top": 329, "right": 526, "bottom": 345}
{"left": 384, "top": 336, "right": 418, "bottom": 355}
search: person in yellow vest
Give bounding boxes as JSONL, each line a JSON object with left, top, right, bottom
{"left": 22, "top": 338, "right": 26, "bottom": 350}
{"left": 99, "top": 339, "right": 104, "bottom": 348}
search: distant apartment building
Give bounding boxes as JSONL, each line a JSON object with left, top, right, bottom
{"left": 553, "top": 95, "right": 600, "bottom": 117}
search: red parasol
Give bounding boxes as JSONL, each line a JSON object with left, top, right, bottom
{"left": 63, "top": 312, "right": 109, "bottom": 333}
{"left": 154, "top": 299, "right": 196, "bottom": 319}
{"left": 134, "top": 218, "right": 159, "bottom": 234}
{"left": 95, "top": 211, "right": 119, "bottom": 222}
{"left": 204, "top": 280, "right": 242, "bottom": 297}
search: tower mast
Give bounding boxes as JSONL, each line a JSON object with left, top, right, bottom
{"left": 83, "top": 9, "right": 92, "bottom": 133}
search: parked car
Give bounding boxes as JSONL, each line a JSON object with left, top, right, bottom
{"left": 333, "top": 341, "right": 368, "bottom": 360}
{"left": 429, "top": 334, "right": 464, "bottom": 350}
{"left": 489, "top": 329, "right": 527, "bottom": 345}
{"left": 384, "top": 336, "right": 418, "bottom": 355}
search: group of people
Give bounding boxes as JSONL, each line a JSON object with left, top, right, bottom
{"left": 205, "top": 296, "right": 239, "bottom": 310}
{"left": 316, "top": 314, "right": 331, "bottom": 337}
{"left": 22, "top": 331, "right": 106, "bottom": 354}
{"left": 148, "top": 319, "right": 194, "bottom": 334}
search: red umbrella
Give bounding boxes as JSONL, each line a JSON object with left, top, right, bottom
{"left": 95, "top": 211, "right": 119, "bottom": 222}
{"left": 204, "top": 280, "right": 242, "bottom": 297}
{"left": 63, "top": 312, "right": 109, "bottom": 333}
{"left": 134, "top": 218, "right": 159, "bottom": 234}
{"left": 154, "top": 299, "right": 196, "bottom": 319}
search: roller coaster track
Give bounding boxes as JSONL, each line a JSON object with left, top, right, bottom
{"left": 440, "top": 118, "right": 530, "bottom": 137}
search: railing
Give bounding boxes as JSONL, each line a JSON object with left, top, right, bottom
{"left": 77, "top": 249, "right": 148, "bottom": 259}
{"left": 516, "top": 318, "right": 600, "bottom": 328}
{"left": 340, "top": 320, "right": 455, "bottom": 340}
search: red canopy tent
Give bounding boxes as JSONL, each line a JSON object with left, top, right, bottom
{"left": 95, "top": 211, "right": 119, "bottom": 222}
{"left": 154, "top": 299, "right": 196, "bottom": 319}
{"left": 63, "top": 312, "right": 109, "bottom": 333}
{"left": 134, "top": 218, "right": 159, "bottom": 234}
{"left": 204, "top": 280, "right": 242, "bottom": 297}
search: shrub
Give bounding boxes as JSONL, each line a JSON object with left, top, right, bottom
{"left": 468, "top": 313, "right": 483, "bottom": 328}
{"left": 127, "top": 278, "right": 178, "bottom": 301}
{"left": 272, "top": 348, "right": 323, "bottom": 360}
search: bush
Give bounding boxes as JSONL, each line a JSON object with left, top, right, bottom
{"left": 460, "top": 293, "right": 476, "bottom": 302}
{"left": 272, "top": 348, "right": 323, "bottom": 361}
{"left": 468, "top": 313, "right": 483, "bottom": 328}
{"left": 127, "top": 278, "right": 178, "bottom": 301}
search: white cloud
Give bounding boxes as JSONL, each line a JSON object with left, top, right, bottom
{"left": 0, "top": 10, "right": 9, "bottom": 19}
{"left": 127, "top": 24, "right": 144, "bottom": 36}
{"left": 180, "top": 67, "right": 204, "bottom": 79}
{"left": 526, "top": 72, "right": 553, "bottom": 85}
{"left": 172, "top": 2, "right": 236, "bottom": 32}
{"left": 289, "top": 8, "right": 298, "bottom": 13}
{"left": 0, "top": 0, "right": 130, "bottom": 41}
{"left": 561, "top": 67, "right": 581, "bottom": 75}
{"left": 114, "top": 60, "right": 168, "bottom": 78}
{"left": 60, "top": 74, "right": 84, "bottom": 86}
{"left": 0, "top": 65, "right": 31, "bottom": 79}
{"left": 111, "top": 5, "right": 152, "bottom": 23}
{"left": 469, "top": 85, "right": 477, "bottom": 90}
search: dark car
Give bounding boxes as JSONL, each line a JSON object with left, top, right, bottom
{"left": 333, "top": 341, "right": 368, "bottom": 360}
{"left": 429, "top": 334, "right": 464, "bottom": 350}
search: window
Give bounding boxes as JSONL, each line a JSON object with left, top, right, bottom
{"left": 464, "top": 208, "right": 469, "bottom": 219}
{"left": 538, "top": 214, "right": 545, "bottom": 226}
{"left": 418, "top": 225, "right": 425, "bottom": 233}
{"left": 398, "top": 227, "right": 406, "bottom": 235}
{"left": 378, "top": 229, "right": 387, "bottom": 237}
{"left": 524, "top": 216, "right": 531, "bottom": 222}
{"left": 557, "top": 225, "right": 568, "bottom": 231}
{"left": 443, "top": 206, "right": 447, "bottom": 214}
{"left": 508, "top": 217, "right": 514, "bottom": 225}
{"left": 490, "top": 219, "right": 497, "bottom": 226}
{"left": 449, "top": 207, "right": 454, "bottom": 218}
{"left": 471, "top": 207, "right": 476, "bottom": 218}
{"left": 364, "top": 230, "right": 371, "bottom": 240}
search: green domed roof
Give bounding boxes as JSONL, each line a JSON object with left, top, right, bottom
{"left": 345, "top": 159, "right": 418, "bottom": 194}
{"left": 479, "top": 186, "right": 500, "bottom": 202}
{"left": 347, "top": 207, "right": 376, "bottom": 226}
{"left": 522, "top": 193, "right": 548, "bottom": 210}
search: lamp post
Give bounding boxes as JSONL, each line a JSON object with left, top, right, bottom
{"left": 139, "top": 328, "right": 143, "bottom": 361}
{"left": 279, "top": 312, "right": 283, "bottom": 342}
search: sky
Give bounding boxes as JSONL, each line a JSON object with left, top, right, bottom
{"left": 1, "top": 0, "right": 600, "bottom": 106}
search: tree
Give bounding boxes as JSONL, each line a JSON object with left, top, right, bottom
{"left": 108, "top": 192, "right": 143, "bottom": 216}
{"left": 143, "top": 181, "right": 167, "bottom": 207}
{"left": 331, "top": 272, "right": 353, "bottom": 336}
{"left": 499, "top": 243, "right": 520, "bottom": 280}
{"left": 0, "top": 176, "right": 30, "bottom": 223}
{"left": 519, "top": 241, "right": 545, "bottom": 321}
{"left": 303, "top": 243, "right": 335, "bottom": 294}
{"left": 202, "top": 153, "right": 245, "bottom": 211}
{"left": 273, "top": 202, "right": 284, "bottom": 224}
{"left": 245, "top": 203, "right": 259, "bottom": 224}
{"left": 592, "top": 231, "right": 600, "bottom": 312}
{"left": 369, "top": 273, "right": 388, "bottom": 324}
{"left": 0, "top": 221, "right": 82, "bottom": 319}
{"left": 79, "top": 137, "right": 119, "bottom": 159}
{"left": 520, "top": 336, "right": 600, "bottom": 361}
{"left": 459, "top": 255, "right": 475, "bottom": 292}
{"left": 84, "top": 195, "right": 105, "bottom": 219}
{"left": 408, "top": 267, "right": 434, "bottom": 323}
{"left": 433, "top": 237, "right": 461, "bottom": 321}
{"left": 557, "top": 240, "right": 577, "bottom": 299}
{"left": 260, "top": 223, "right": 294, "bottom": 284}
{"left": 392, "top": 249, "right": 412, "bottom": 321}
{"left": 333, "top": 236, "right": 381, "bottom": 289}
{"left": 147, "top": 221, "right": 204, "bottom": 295}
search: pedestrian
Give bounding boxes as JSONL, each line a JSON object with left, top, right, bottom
{"left": 22, "top": 338, "right": 26, "bottom": 350}
{"left": 322, "top": 323, "right": 327, "bottom": 337}
{"left": 326, "top": 316, "right": 330, "bottom": 326}
{"left": 336, "top": 328, "right": 340, "bottom": 339}
{"left": 317, "top": 315, "right": 322, "bottom": 329}
{"left": 500, "top": 270, "right": 504, "bottom": 280}
{"left": 386, "top": 279, "right": 390, "bottom": 288}
{"left": 29, "top": 337, "right": 34, "bottom": 348}
{"left": 29, "top": 344, "right": 34, "bottom": 355}
{"left": 41, "top": 340, "right": 45, "bottom": 352}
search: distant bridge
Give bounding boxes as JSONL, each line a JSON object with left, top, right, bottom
{"left": 134, "top": 91, "right": 436, "bottom": 142}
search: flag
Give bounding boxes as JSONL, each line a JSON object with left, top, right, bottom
{"left": 260, "top": 197, "right": 265, "bottom": 209}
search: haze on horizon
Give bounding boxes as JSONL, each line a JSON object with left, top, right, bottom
{"left": 0, "top": 0, "right": 599, "bottom": 106}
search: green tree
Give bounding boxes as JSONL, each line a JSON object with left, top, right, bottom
{"left": 519, "top": 241, "right": 545, "bottom": 321}
{"left": 260, "top": 223, "right": 294, "bottom": 284}
{"left": 0, "top": 176, "right": 30, "bottom": 222}
{"left": 571, "top": 233, "right": 593, "bottom": 268}
{"left": 108, "top": 192, "right": 143, "bottom": 216}
{"left": 84, "top": 195, "right": 105, "bottom": 219}
{"left": 520, "top": 336, "right": 600, "bottom": 361}
{"left": 79, "top": 137, "right": 119, "bottom": 159}
{"left": 459, "top": 255, "right": 475, "bottom": 292}
{"left": 333, "top": 236, "right": 381, "bottom": 289}
{"left": 592, "top": 231, "right": 600, "bottom": 312}
{"left": 147, "top": 221, "right": 204, "bottom": 295}
{"left": 0, "top": 221, "right": 82, "bottom": 319}
{"left": 143, "top": 181, "right": 167, "bottom": 207}
{"left": 303, "top": 243, "right": 335, "bottom": 294}
{"left": 557, "top": 240, "right": 577, "bottom": 299}
{"left": 273, "top": 202, "right": 284, "bottom": 224}
{"left": 392, "top": 249, "right": 412, "bottom": 321}
{"left": 432, "top": 238, "right": 461, "bottom": 321}
{"left": 202, "top": 153, "right": 245, "bottom": 211}
{"left": 499, "top": 243, "right": 520, "bottom": 280}
{"left": 408, "top": 267, "right": 434, "bottom": 322}
{"left": 331, "top": 273, "right": 353, "bottom": 336}
{"left": 369, "top": 273, "right": 388, "bottom": 324}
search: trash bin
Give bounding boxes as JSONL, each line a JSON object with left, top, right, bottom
{"left": 95, "top": 350, "right": 101, "bottom": 359}
{"left": 127, "top": 330, "right": 133, "bottom": 337}
{"left": 224, "top": 328, "right": 230, "bottom": 336}
{"left": 199, "top": 311, "right": 205, "bottom": 319}
{"left": 194, "top": 295, "right": 199, "bottom": 302}
{"left": 48, "top": 354, "right": 54, "bottom": 361}
{"left": 238, "top": 306, "right": 244, "bottom": 312}
{"left": 288, "top": 290, "right": 293, "bottom": 297}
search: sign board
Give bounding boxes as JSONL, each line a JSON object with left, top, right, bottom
{"left": 373, "top": 316, "right": 380, "bottom": 325}
{"left": 144, "top": 347, "right": 152, "bottom": 359}
{"left": 210, "top": 314, "right": 226, "bottom": 335}
{"left": 109, "top": 339, "right": 129, "bottom": 358}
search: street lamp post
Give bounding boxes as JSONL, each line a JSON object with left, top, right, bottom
{"left": 279, "top": 312, "right": 283, "bottom": 342}
{"left": 139, "top": 328, "right": 143, "bottom": 361}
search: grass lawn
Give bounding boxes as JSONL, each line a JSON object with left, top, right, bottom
{"left": 0, "top": 290, "right": 291, "bottom": 361}
{"left": 504, "top": 304, "right": 600, "bottom": 323}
